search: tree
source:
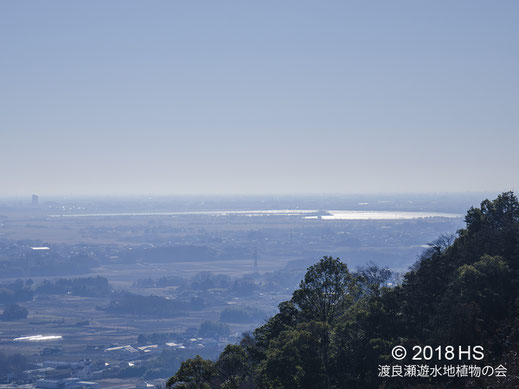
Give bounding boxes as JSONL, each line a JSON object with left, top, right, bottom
{"left": 166, "top": 355, "right": 215, "bottom": 389}
{"left": 0, "top": 304, "right": 28, "bottom": 321}
{"left": 216, "top": 345, "right": 249, "bottom": 389}
{"left": 356, "top": 262, "right": 393, "bottom": 292}
{"left": 253, "top": 320, "right": 331, "bottom": 389}
{"left": 291, "top": 256, "right": 358, "bottom": 324}
{"left": 198, "top": 320, "right": 230, "bottom": 338}
{"left": 464, "top": 191, "right": 519, "bottom": 261}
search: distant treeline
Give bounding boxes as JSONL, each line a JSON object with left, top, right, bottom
{"left": 198, "top": 320, "right": 231, "bottom": 338}
{"left": 0, "top": 276, "right": 113, "bottom": 303}
{"left": 99, "top": 292, "right": 187, "bottom": 317}
{"left": 220, "top": 306, "right": 267, "bottom": 324}
{"left": 35, "top": 276, "right": 112, "bottom": 297}
{"left": 0, "top": 303, "right": 28, "bottom": 321}
{"left": 0, "top": 252, "right": 99, "bottom": 277}
{"left": 136, "top": 270, "right": 295, "bottom": 298}
{"left": 132, "top": 276, "right": 185, "bottom": 288}
{"left": 0, "top": 279, "right": 33, "bottom": 304}
{"left": 123, "top": 245, "right": 218, "bottom": 263}
{"left": 0, "top": 353, "right": 28, "bottom": 377}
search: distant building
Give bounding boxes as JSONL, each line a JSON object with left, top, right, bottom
{"left": 30, "top": 246, "right": 51, "bottom": 251}
{"left": 136, "top": 379, "right": 165, "bottom": 389}
{"left": 105, "top": 345, "right": 139, "bottom": 360}
{"left": 32, "top": 194, "right": 39, "bottom": 206}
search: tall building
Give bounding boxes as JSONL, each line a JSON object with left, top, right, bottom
{"left": 32, "top": 194, "right": 39, "bottom": 206}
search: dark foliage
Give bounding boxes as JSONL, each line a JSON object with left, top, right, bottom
{"left": 0, "top": 279, "right": 33, "bottom": 304}
{"left": 1, "top": 303, "right": 28, "bottom": 321}
{"left": 199, "top": 321, "right": 231, "bottom": 338}
{"left": 220, "top": 307, "right": 267, "bottom": 324}
{"left": 35, "top": 276, "right": 112, "bottom": 297}
{"left": 0, "top": 353, "right": 28, "bottom": 377}
{"left": 101, "top": 292, "right": 187, "bottom": 317}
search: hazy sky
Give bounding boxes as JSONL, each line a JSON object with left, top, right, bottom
{"left": 1, "top": 1, "right": 518, "bottom": 196}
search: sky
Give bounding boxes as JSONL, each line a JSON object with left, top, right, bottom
{"left": 1, "top": 1, "right": 518, "bottom": 196}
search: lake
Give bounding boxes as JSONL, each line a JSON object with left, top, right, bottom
{"left": 49, "top": 209, "right": 462, "bottom": 220}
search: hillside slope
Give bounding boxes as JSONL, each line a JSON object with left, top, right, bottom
{"left": 167, "top": 192, "right": 519, "bottom": 389}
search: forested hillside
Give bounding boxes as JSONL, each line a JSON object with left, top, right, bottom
{"left": 167, "top": 192, "right": 519, "bottom": 389}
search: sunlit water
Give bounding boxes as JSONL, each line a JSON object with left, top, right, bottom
{"left": 322, "top": 210, "right": 462, "bottom": 220}
{"left": 49, "top": 209, "right": 462, "bottom": 220}
{"left": 49, "top": 210, "right": 316, "bottom": 218}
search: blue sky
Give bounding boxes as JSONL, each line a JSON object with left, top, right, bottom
{"left": 1, "top": 1, "right": 518, "bottom": 196}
